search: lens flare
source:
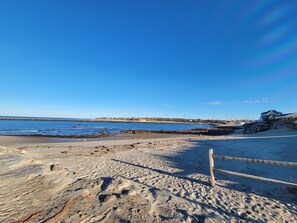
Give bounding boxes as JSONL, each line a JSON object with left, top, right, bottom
{"left": 239, "top": 1, "right": 297, "bottom": 87}
{"left": 258, "top": 3, "right": 289, "bottom": 27}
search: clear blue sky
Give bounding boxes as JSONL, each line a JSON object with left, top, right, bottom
{"left": 0, "top": 0, "right": 296, "bottom": 119}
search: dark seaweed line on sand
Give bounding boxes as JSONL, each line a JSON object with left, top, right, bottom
{"left": 122, "top": 127, "right": 237, "bottom": 136}
{"left": 0, "top": 127, "right": 238, "bottom": 138}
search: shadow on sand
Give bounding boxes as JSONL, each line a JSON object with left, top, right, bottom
{"left": 113, "top": 132, "right": 297, "bottom": 217}
{"left": 157, "top": 134, "right": 297, "bottom": 204}
{"left": 111, "top": 159, "right": 263, "bottom": 222}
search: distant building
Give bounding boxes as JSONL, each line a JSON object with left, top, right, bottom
{"left": 261, "top": 110, "right": 282, "bottom": 121}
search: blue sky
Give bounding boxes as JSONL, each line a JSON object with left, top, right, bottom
{"left": 0, "top": 0, "right": 296, "bottom": 119}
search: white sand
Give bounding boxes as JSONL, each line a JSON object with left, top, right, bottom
{"left": 0, "top": 129, "right": 296, "bottom": 222}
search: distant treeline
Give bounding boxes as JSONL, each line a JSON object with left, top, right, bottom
{"left": 142, "top": 118, "right": 231, "bottom": 124}
{"left": 96, "top": 117, "right": 252, "bottom": 125}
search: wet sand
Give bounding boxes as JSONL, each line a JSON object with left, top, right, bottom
{"left": 0, "top": 136, "right": 80, "bottom": 147}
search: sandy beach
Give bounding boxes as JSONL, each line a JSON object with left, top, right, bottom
{"left": 2, "top": 0, "right": 297, "bottom": 222}
{"left": 0, "top": 128, "right": 296, "bottom": 222}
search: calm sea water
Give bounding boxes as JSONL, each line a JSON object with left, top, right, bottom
{"left": 0, "top": 120, "right": 212, "bottom": 137}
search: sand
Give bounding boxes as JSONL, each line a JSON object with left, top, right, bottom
{"left": 0, "top": 128, "right": 296, "bottom": 222}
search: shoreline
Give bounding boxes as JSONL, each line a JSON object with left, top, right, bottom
{"left": 0, "top": 126, "right": 240, "bottom": 139}
{"left": 0, "top": 133, "right": 191, "bottom": 147}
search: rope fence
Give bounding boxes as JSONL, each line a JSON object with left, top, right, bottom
{"left": 209, "top": 149, "right": 297, "bottom": 187}
{"left": 213, "top": 154, "right": 297, "bottom": 167}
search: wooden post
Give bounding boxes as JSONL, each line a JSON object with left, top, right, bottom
{"left": 209, "top": 149, "right": 215, "bottom": 186}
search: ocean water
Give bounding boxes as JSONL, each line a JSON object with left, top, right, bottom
{"left": 0, "top": 120, "right": 212, "bottom": 137}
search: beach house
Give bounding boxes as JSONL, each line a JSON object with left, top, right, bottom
{"left": 261, "top": 110, "right": 282, "bottom": 121}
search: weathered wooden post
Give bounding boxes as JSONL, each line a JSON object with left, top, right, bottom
{"left": 209, "top": 149, "right": 215, "bottom": 186}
